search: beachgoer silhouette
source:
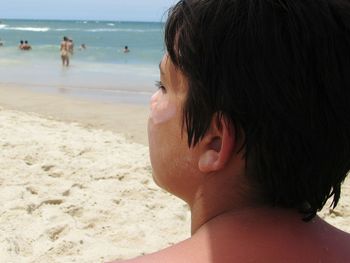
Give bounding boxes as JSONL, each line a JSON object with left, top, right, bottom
{"left": 19, "top": 40, "right": 24, "bottom": 49}
{"left": 60, "top": 36, "right": 71, "bottom": 66}
{"left": 79, "top": 44, "right": 86, "bottom": 50}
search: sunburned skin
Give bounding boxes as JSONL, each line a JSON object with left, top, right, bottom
{"left": 149, "top": 89, "right": 177, "bottom": 124}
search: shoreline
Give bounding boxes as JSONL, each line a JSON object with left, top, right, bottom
{"left": 0, "top": 59, "right": 158, "bottom": 105}
{"left": 0, "top": 83, "right": 150, "bottom": 145}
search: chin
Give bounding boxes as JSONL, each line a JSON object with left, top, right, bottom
{"left": 150, "top": 170, "right": 172, "bottom": 194}
{"left": 151, "top": 171, "right": 161, "bottom": 187}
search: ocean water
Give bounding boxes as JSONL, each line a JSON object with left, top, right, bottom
{"left": 0, "top": 19, "right": 165, "bottom": 104}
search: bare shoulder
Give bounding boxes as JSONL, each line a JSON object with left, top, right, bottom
{"left": 322, "top": 222, "right": 350, "bottom": 260}
{"left": 110, "top": 236, "right": 211, "bottom": 263}
{"left": 112, "top": 213, "right": 350, "bottom": 263}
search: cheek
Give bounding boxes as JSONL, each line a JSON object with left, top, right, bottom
{"left": 147, "top": 91, "right": 179, "bottom": 190}
{"left": 149, "top": 91, "right": 177, "bottom": 124}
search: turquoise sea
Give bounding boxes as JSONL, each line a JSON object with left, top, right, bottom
{"left": 0, "top": 19, "right": 165, "bottom": 104}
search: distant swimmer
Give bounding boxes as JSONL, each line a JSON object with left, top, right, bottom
{"left": 79, "top": 43, "right": 86, "bottom": 50}
{"left": 19, "top": 40, "right": 24, "bottom": 49}
{"left": 123, "top": 45, "right": 130, "bottom": 53}
{"left": 0, "top": 39, "right": 3, "bottom": 47}
{"left": 60, "top": 36, "right": 71, "bottom": 66}
{"left": 22, "top": 40, "right": 32, "bottom": 50}
{"left": 24, "top": 40, "right": 32, "bottom": 50}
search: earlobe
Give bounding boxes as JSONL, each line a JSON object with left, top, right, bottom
{"left": 198, "top": 149, "right": 220, "bottom": 173}
{"left": 198, "top": 116, "right": 235, "bottom": 173}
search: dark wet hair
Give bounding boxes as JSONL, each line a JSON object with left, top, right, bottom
{"left": 24, "top": 40, "right": 28, "bottom": 44}
{"left": 20, "top": 40, "right": 23, "bottom": 44}
{"left": 165, "top": 0, "right": 350, "bottom": 220}
{"left": 63, "top": 36, "right": 68, "bottom": 41}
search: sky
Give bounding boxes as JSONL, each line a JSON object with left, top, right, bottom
{"left": 0, "top": 0, "right": 178, "bottom": 22}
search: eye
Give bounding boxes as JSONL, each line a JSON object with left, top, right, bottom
{"left": 155, "top": 81, "right": 167, "bottom": 93}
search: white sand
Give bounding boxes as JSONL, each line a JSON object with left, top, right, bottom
{"left": 319, "top": 177, "right": 350, "bottom": 233}
{"left": 0, "top": 106, "right": 190, "bottom": 263}
{"left": 0, "top": 86, "right": 349, "bottom": 262}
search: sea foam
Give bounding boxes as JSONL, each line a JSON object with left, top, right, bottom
{"left": 1, "top": 26, "right": 50, "bottom": 32}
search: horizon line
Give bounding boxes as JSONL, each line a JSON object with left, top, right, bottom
{"left": 0, "top": 17, "right": 166, "bottom": 23}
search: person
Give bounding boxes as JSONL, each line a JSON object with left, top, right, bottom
{"left": 123, "top": 45, "right": 130, "bottom": 53}
{"left": 114, "top": 0, "right": 350, "bottom": 262}
{"left": 0, "top": 38, "right": 3, "bottom": 47}
{"left": 22, "top": 40, "right": 32, "bottom": 50}
{"left": 19, "top": 40, "right": 24, "bottom": 49}
{"left": 60, "top": 36, "right": 71, "bottom": 67}
{"left": 68, "top": 38, "right": 74, "bottom": 55}
{"left": 79, "top": 43, "right": 86, "bottom": 50}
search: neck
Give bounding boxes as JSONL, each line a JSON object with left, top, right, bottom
{"left": 190, "top": 200, "right": 310, "bottom": 236}
{"left": 189, "top": 184, "right": 265, "bottom": 234}
{"left": 187, "top": 155, "right": 263, "bottom": 234}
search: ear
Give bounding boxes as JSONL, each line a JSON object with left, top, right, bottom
{"left": 198, "top": 115, "right": 235, "bottom": 173}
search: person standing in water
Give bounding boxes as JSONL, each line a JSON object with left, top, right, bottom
{"left": 60, "top": 36, "right": 71, "bottom": 67}
{"left": 68, "top": 38, "right": 74, "bottom": 56}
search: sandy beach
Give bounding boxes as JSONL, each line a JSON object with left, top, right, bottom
{"left": 0, "top": 85, "right": 349, "bottom": 262}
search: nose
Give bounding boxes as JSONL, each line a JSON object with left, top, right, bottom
{"left": 150, "top": 90, "right": 160, "bottom": 106}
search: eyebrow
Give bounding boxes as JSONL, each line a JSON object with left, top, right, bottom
{"left": 159, "top": 62, "right": 165, "bottom": 75}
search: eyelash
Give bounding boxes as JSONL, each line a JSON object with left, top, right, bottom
{"left": 155, "top": 81, "right": 166, "bottom": 93}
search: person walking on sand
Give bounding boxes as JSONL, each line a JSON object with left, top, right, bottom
{"left": 60, "top": 36, "right": 70, "bottom": 67}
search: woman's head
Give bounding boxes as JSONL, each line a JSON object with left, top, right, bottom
{"left": 163, "top": 0, "right": 350, "bottom": 219}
